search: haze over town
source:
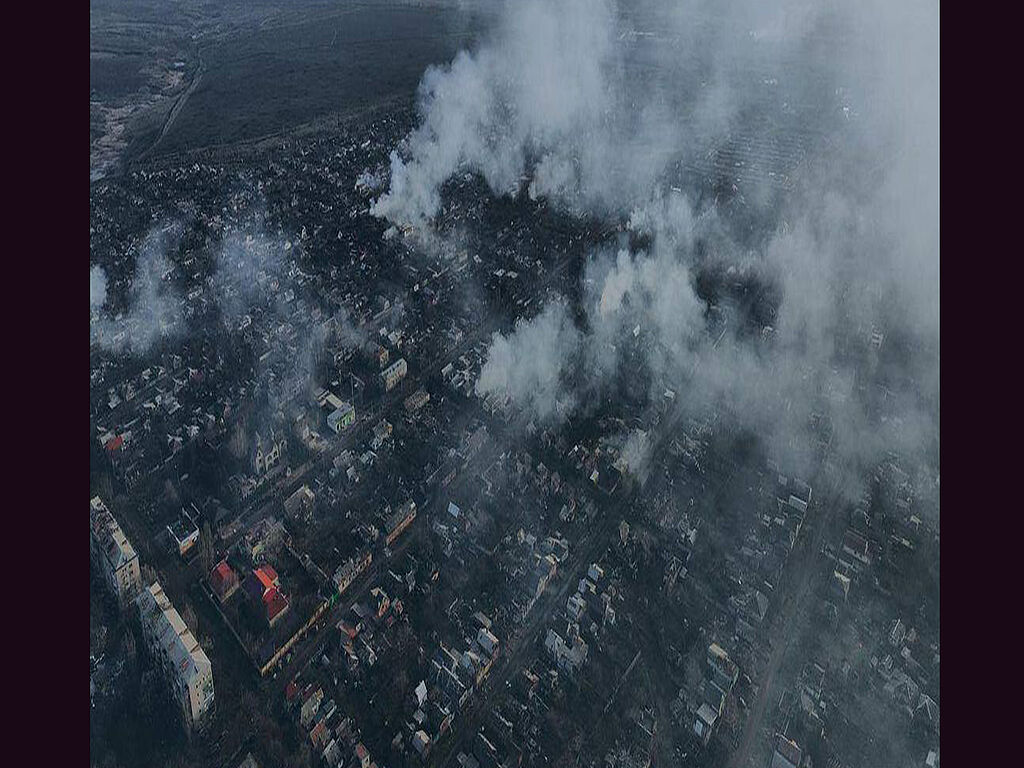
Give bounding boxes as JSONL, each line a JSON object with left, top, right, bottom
{"left": 90, "top": 2, "right": 939, "bottom": 767}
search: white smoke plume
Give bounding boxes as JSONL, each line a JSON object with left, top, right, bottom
{"left": 211, "top": 225, "right": 290, "bottom": 325}
{"left": 371, "top": 0, "right": 856, "bottom": 227}
{"left": 372, "top": 0, "right": 633, "bottom": 226}
{"left": 375, "top": 0, "right": 938, "bottom": 485}
{"left": 584, "top": 241, "right": 705, "bottom": 385}
{"left": 330, "top": 306, "right": 372, "bottom": 352}
{"left": 90, "top": 225, "right": 183, "bottom": 355}
{"left": 355, "top": 168, "right": 385, "bottom": 194}
{"left": 89, "top": 265, "right": 108, "bottom": 309}
{"left": 475, "top": 299, "right": 581, "bottom": 422}
{"left": 618, "top": 428, "right": 653, "bottom": 480}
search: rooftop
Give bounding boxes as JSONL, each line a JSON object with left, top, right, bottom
{"left": 90, "top": 496, "right": 137, "bottom": 570}
{"left": 136, "top": 581, "right": 211, "bottom": 685}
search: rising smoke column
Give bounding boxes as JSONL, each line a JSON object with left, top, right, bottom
{"left": 372, "top": 0, "right": 654, "bottom": 226}
{"left": 90, "top": 265, "right": 108, "bottom": 309}
{"left": 375, "top": 0, "right": 939, "bottom": 485}
{"left": 475, "top": 299, "right": 582, "bottom": 423}
{"left": 90, "top": 225, "right": 184, "bottom": 355}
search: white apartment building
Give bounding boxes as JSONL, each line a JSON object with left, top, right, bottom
{"left": 381, "top": 358, "right": 408, "bottom": 391}
{"left": 90, "top": 496, "right": 141, "bottom": 606}
{"left": 136, "top": 581, "right": 215, "bottom": 731}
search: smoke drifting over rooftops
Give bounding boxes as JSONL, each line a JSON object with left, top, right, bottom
{"left": 475, "top": 299, "right": 581, "bottom": 422}
{"left": 374, "top": 0, "right": 938, "bottom": 487}
{"left": 90, "top": 265, "right": 108, "bottom": 309}
{"left": 89, "top": 225, "right": 185, "bottom": 355}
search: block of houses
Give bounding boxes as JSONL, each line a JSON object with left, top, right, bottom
{"left": 334, "top": 550, "right": 372, "bottom": 596}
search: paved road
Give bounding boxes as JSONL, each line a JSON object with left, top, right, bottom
{"left": 429, "top": 509, "right": 617, "bottom": 768}
{"left": 726, "top": 469, "right": 847, "bottom": 768}
{"left": 139, "top": 53, "right": 207, "bottom": 161}
{"left": 427, "top": 323, "right": 735, "bottom": 768}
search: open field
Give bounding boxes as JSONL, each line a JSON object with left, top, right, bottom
{"left": 91, "top": 1, "right": 486, "bottom": 178}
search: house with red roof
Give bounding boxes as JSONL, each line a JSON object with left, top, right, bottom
{"left": 355, "top": 742, "right": 371, "bottom": 768}
{"left": 243, "top": 565, "right": 290, "bottom": 626}
{"left": 209, "top": 560, "right": 239, "bottom": 602}
{"left": 264, "top": 587, "right": 289, "bottom": 626}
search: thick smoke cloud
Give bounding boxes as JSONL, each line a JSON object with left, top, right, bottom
{"left": 377, "top": 0, "right": 938, "bottom": 490}
{"left": 475, "top": 300, "right": 581, "bottom": 422}
{"left": 371, "top": 0, "right": 860, "bottom": 227}
{"left": 90, "top": 225, "right": 184, "bottom": 355}
{"left": 372, "top": 0, "right": 632, "bottom": 225}
{"left": 584, "top": 239, "right": 705, "bottom": 382}
{"left": 618, "top": 428, "right": 653, "bottom": 480}
{"left": 330, "top": 306, "right": 372, "bottom": 352}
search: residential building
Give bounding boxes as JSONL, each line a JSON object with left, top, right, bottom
{"left": 841, "top": 529, "right": 871, "bottom": 571}
{"left": 381, "top": 358, "right": 408, "bottom": 391}
{"left": 244, "top": 517, "right": 286, "bottom": 564}
{"left": 327, "top": 401, "right": 356, "bottom": 433}
{"left": 476, "top": 628, "right": 499, "bottom": 658}
{"left": 300, "top": 685, "right": 324, "bottom": 728}
{"left": 545, "top": 626, "right": 588, "bottom": 675}
{"left": 136, "top": 581, "right": 215, "bottom": 731}
{"left": 771, "top": 735, "right": 802, "bottom": 768}
{"left": 210, "top": 560, "right": 240, "bottom": 602}
{"left": 385, "top": 500, "right": 417, "bottom": 546}
{"left": 707, "top": 643, "right": 740, "bottom": 691}
{"left": 243, "top": 565, "right": 290, "bottom": 626}
{"left": 355, "top": 742, "right": 371, "bottom": 768}
{"left": 168, "top": 506, "right": 200, "bottom": 558}
{"left": 405, "top": 389, "right": 430, "bottom": 414}
{"left": 413, "top": 730, "right": 431, "bottom": 758}
{"left": 334, "top": 550, "right": 372, "bottom": 596}
{"left": 693, "top": 703, "right": 718, "bottom": 746}
{"left": 90, "top": 496, "right": 141, "bottom": 606}
{"left": 284, "top": 484, "right": 316, "bottom": 522}
{"left": 371, "top": 418, "right": 393, "bottom": 450}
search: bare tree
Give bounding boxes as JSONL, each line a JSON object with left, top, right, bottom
{"left": 141, "top": 564, "right": 159, "bottom": 588}
{"left": 122, "top": 624, "right": 137, "bottom": 668}
{"left": 181, "top": 602, "right": 198, "bottom": 634}
{"left": 201, "top": 520, "right": 215, "bottom": 573}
